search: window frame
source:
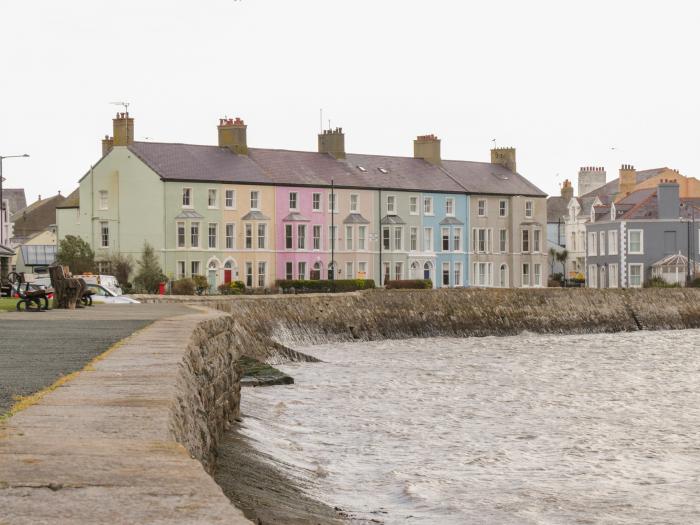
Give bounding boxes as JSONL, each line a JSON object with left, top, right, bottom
{"left": 176, "top": 221, "right": 186, "bottom": 249}
{"left": 224, "top": 189, "right": 236, "bottom": 209}
{"left": 477, "top": 199, "right": 487, "bottom": 217}
{"left": 207, "top": 188, "right": 218, "bottom": 209}
{"left": 182, "top": 187, "right": 192, "bottom": 208}
{"left": 98, "top": 190, "right": 109, "bottom": 211}
{"left": 423, "top": 196, "right": 434, "bottom": 216}
{"left": 628, "top": 229, "right": 644, "bottom": 254}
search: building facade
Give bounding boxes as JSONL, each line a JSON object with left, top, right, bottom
{"left": 57, "top": 113, "right": 548, "bottom": 289}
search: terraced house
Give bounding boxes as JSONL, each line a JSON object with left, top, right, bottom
{"left": 57, "top": 113, "right": 547, "bottom": 289}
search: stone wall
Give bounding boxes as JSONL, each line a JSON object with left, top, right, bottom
{"left": 205, "top": 289, "right": 700, "bottom": 363}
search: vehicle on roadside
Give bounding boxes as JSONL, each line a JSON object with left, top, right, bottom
{"left": 85, "top": 283, "right": 139, "bottom": 304}
{"left": 12, "top": 282, "right": 54, "bottom": 300}
{"left": 75, "top": 274, "right": 122, "bottom": 295}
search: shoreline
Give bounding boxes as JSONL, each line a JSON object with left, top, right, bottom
{"left": 214, "top": 419, "right": 353, "bottom": 525}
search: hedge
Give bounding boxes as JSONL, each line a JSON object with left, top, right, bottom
{"left": 384, "top": 279, "right": 433, "bottom": 289}
{"left": 172, "top": 278, "right": 196, "bottom": 295}
{"left": 276, "top": 279, "right": 376, "bottom": 293}
{"left": 218, "top": 281, "right": 246, "bottom": 295}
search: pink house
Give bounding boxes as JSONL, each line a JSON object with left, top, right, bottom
{"left": 275, "top": 186, "right": 330, "bottom": 280}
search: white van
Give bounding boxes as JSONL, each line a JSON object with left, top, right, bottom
{"left": 75, "top": 274, "right": 123, "bottom": 295}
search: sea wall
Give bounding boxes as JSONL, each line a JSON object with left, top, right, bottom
{"left": 206, "top": 288, "right": 700, "bottom": 362}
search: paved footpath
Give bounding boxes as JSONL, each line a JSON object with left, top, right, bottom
{"left": 0, "top": 305, "right": 251, "bottom": 524}
{"left": 0, "top": 304, "right": 191, "bottom": 415}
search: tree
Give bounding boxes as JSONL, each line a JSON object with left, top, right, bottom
{"left": 105, "top": 253, "right": 134, "bottom": 287}
{"left": 56, "top": 235, "right": 95, "bottom": 274}
{"left": 133, "top": 243, "right": 166, "bottom": 293}
{"left": 548, "top": 247, "right": 558, "bottom": 276}
{"left": 556, "top": 249, "right": 569, "bottom": 275}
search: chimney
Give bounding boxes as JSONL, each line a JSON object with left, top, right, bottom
{"left": 414, "top": 134, "right": 441, "bottom": 165}
{"left": 218, "top": 117, "right": 248, "bottom": 155}
{"left": 491, "top": 147, "right": 516, "bottom": 173}
{"left": 102, "top": 134, "right": 114, "bottom": 156}
{"left": 657, "top": 178, "right": 680, "bottom": 220}
{"left": 617, "top": 164, "right": 637, "bottom": 199}
{"left": 561, "top": 179, "right": 574, "bottom": 201}
{"left": 112, "top": 112, "right": 134, "bottom": 146}
{"left": 318, "top": 127, "right": 345, "bottom": 159}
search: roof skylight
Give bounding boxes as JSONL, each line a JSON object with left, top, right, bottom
{"left": 357, "top": 165, "right": 367, "bottom": 172}
{"left": 378, "top": 167, "right": 388, "bottom": 174}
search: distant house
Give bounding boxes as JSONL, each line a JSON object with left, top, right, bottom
{"left": 10, "top": 193, "right": 65, "bottom": 246}
{"left": 1, "top": 188, "right": 27, "bottom": 246}
{"left": 14, "top": 227, "right": 57, "bottom": 275}
{"left": 585, "top": 179, "right": 700, "bottom": 288}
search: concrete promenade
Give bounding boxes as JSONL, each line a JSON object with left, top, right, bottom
{"left": 0, "top": 305, "right": 251, "bottom": 524}
{"left": 0, "top": 304, "right": 191, "bottom": 415}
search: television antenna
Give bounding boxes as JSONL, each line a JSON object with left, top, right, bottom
{"left": 110, "top": 101, "right": 130, "bottom": 114}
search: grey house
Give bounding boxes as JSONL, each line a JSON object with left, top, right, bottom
{"left": 585, "top": 180, "right": 700, "bottom": 288}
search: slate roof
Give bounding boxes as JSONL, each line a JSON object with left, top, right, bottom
{"left": 10, "top": 194, "right": 65, "bottom": 238}
{"left": 381, "top": 215, "right": 406, "bottom": 225}
{"left": 2, "top": 189, "right": 27, "bottom": 215}
{"left": 343, "top": 213, "right": 370, "bottom": 224}
{"left": 581, "top": 168, "right": 667, "bottom": 198}
{"left": 174, "top": 210, "right": 204, "bottom": 219}
{"left": 0, "top": 244, "right": 14, "bottom": 257}
{"left": 547, "top": 196, "right": 569, "bottom": 223}
{"left": 240, "top": 211, "right": 270, "bottom": 221}
{"left": 128, "top": 142, "right": 271, "bottom": 184}
{"left": 282, "top": 212, "right": 310, "bottom": 222}
{"left": 439, "top": 216, "right": 465, "bottom": 226}
{"left": 56, "top": 188, "right": 80, "bottom": 209}
{"left": 442, "top": 160, "right": 547, "bottom": 197}
{"left": 76, "top": 141, "right": 547, "bottom": 198}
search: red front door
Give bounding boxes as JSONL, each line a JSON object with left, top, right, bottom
{"left": 224, "top": 269, "right": 232, "bottom": 283}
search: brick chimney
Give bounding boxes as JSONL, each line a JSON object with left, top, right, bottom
{"left": 101, "top": 134, "right": 114, "bottom": 156}
{"left": 218, "top": 117, "right": 248, "bottom": 155}
{"left": 561, "top": 179, "right": 574, "bottom": 201}
{"left": 414, "top": 134, "right": 441, "bottom": 165}
{"left": 491, "top": 147, "right": 516, "bottom": 173}
{"left": 318, "top": 128, "right": 345, "bottom": 159}
{"left": 657, "top": 178, "right": 680, "bottom": 220}
{"left": 617, "top": 164, "right": 637, "bottom": 199}
{"left": 112, "top": 112, "right": 134, "bottom": 146}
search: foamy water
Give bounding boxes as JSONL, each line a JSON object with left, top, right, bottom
{"left": 237, "top": 330, "right": 700, "bottom": 524}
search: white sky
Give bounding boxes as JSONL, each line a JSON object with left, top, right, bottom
{"left": 1, "top": 0, "right": 698, "bottom": 204}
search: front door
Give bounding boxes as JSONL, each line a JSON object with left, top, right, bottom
{"left": 224, "top": 269, "right": 232, "bottom": 283}
{"left": 208, "top": 269, "right": 217, "bottom": 291}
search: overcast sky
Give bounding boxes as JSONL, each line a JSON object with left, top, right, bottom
{"left": 1, "top": 0, "right": 698, "bottom": 204}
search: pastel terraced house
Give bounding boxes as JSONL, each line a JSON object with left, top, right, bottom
{"left": 57, "top": 113, "right": 548, "bottom": 289}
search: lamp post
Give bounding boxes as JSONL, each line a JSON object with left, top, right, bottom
{"left": 0, "top": 154, "right": 30, "bottom": 246}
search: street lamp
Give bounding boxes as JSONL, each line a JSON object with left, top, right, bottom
{"left": 0, "top": 154, "right": 30, "bottom": 246}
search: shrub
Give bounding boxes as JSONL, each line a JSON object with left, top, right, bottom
{"left": 172, "top": 278, "right": 196, "bottom": 295}
{"left": 191, "top": 274, "right": 209, "bottom": 293}
{"left": 688, "top": 277, "right": 700, "bottom": 288}
{"left": 644, "top": 276, "right": 680, "bottom": 288}
{"left": 276, "top": 279, "right": 376, "bottom": 293}
{"left": 218, "top": 281, "right": 246, "bottom": 295}
{"left": 384, "top": 279, "right": 433, "bottom": 289}
{"left": 56, "top": 235, "right": 95, "bottom": 274}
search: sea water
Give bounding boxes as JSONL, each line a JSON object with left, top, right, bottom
{"left": 237, "top": 330, "right": 700, "bottom": 524}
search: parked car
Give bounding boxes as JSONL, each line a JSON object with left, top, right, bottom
{"left": 12, "top": 282, "right": 54, "bottom": 300}
{"left": 85, "top": 283, "right": 139, "bottom": 304}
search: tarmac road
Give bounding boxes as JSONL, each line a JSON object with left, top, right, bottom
{"left": 0, "top": 303, "right": 193, "bottom": 415}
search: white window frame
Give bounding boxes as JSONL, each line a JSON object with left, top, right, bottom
{"left": 297, "top": 224, "right": 306, "bottom": 250}
{"left": 499, "top": 229, "right": 507, "bottom": 253}
{"left": 423, "top": 196, "right": 434, "bottom": 216}
{"left": 298, "top": 261, "right": 307, "bottom": 280}
{"left": 453, "top": 227, "right": 462, "bottom": 252}
{"left": 208, "top": 222, "right": 217, "bottom": 249}
{"left": 244, "top": 223, "right": 252, "bottom": 249}
{"left": 588, "top": 232, "right": 598, "bottom": 256}
{"left": 312, "top": 193, "right": 321, "bottom": 212}
{"left": 346, "top": 261, "right": 354, "bottom": 279}
{"left": 533, "top": 229, "right": 541, "bottom": 253}
{"left": 609, "top": 263, "right": 619, "bottom": 288}
{"left": 257, "top": 261, "right": 266, "bottom": 287}
{"left": 100, "top": 221, "right": 109, "bottom": 248}
{"left": 441, "top": 227, "right": 450, "bottom": 252}
{"left": 191, "top": 260, "right": 201, "bottom": 277}
{"left": 177, "top": 260, "right": 186, "bottom": 279}
{"left": 386, "top": 195, "right": 397, "bottom": 215}
{"left": 358, "top": 226, "right": 366, "bottom": 251}
{"left": 409, "top": 196, "right": 419, "bottom": 215}
{"left": 477, "top": 199, "right": 487, "bottom": 217}
{"left": 445, "top": 197, "right": 455, "bottom": 217}
{"left": 285, "top": 224, "right": 293, "bottom": 250}
{"left": 442, "top": 262, "right": 450, "bottom": 286}
{"left": 499, "top": 200, "right": 508, "bottom": 217}
{"left": 285, "top": 261, "right": 293, "bottom": 280}
{"left": 628, "top": 263, "right": 643, "bottom": 288}
{"left": 98, "top": 190, "right": 108, "bottom": 210}
{"left": 225, "top": 223, "right": 235, "bottom": 250}
{"left": 521, "top": 263, "right": 530, "bottom": 287}
{"left": 289, "top": 191, "right": 298, "bottom": 211}
{"left": 182, "top": 187, "right": 192, "bottom": 208}
{"left": 250, "top": 190, "right": 259, "bottom": 211}
{"left": 208, "top": 188, "right": 218, "bottom": 209}
{"left": 345, "top": 225, "right": 353, "bottom": 250}
{"left": 394, "top": 226, "right": 403, "bottom": 251}
{"left": 410, "top": 227, "right": 418, "bottom": 251}
{"left": 525, "top": 200, "right": 533, "bottom": 218}
{"left": 628, "top": 229, "right": 644, "bottom": 254}
{"left": 176, "top": 221, "right": 186, "bottom": 248}
{"left": 225, "top": 189, "right": 236, "bottom": 209}
{"left": 609, "top": 230, "right": 618, "bottom": 255}
{"left": 350, "top": 194, "right": 359, "bottom": 213}
{"left": 257, "top": 223, "right": 267, "bottom": 249}
{"left": 599, "top": 231, "right": 606, "bottom": 256}
{"left": 328, "top": 193, "right": 338, "bottom": 213}
{"left": 313, "top": 225, "right": 322, "bottom": 251}
{"left": 454, "top": 261, "right": 462, "bottom": 287}
{"left": 588, "top": 264, "right": 598, "bottom": 288}
{"left": 191, "top": 222, "right": 200, "bottom": 248}
{"left": 423, "top": 227, "right": 433, "bottom": 252}
{"left": 534, "top": 263, "right": 542, "bottom": 287}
